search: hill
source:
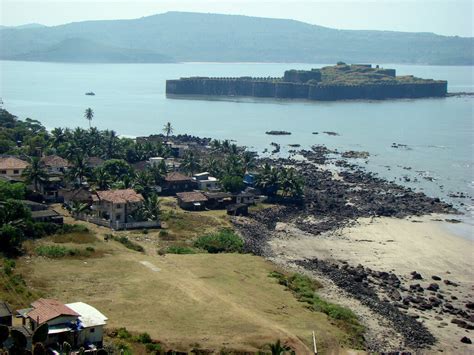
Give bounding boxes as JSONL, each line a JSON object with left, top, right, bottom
{"left": 12, "top": 37, "right": 173, "bottom": 63}
{"left": 0, "top": 11, "right": 472, "bottom": 64}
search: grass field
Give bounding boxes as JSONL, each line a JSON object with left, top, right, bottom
{"left": 6, "top": 200, "right": 362, "bottom": 353}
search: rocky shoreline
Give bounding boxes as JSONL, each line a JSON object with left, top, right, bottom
{"left": 232, "top": 144, "right": 469, "bottom": 351}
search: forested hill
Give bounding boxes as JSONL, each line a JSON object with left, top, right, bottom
{"left": 1, "top": 11, "right": 472, "bottom": 64}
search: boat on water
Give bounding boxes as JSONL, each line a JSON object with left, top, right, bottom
{"left": 85, "top": 92, "right": 95, "bottom": 96}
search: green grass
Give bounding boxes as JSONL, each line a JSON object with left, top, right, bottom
{"left": 164, "top": 246, "right": 198, "bottom": 254}
{"left": 269, "top": 271, "right": 364, "bottom": 348}
{"left": 51, "top": 232, "right": 96, "bottom": 244}
{"left": 108, "top": 235, "right": 144, "bottom": 253}
{"left": 35, "top": 245, "right": 94, "bottom": 258}
{"left": 194, "top": 229, "right": 243, "bottom": 254}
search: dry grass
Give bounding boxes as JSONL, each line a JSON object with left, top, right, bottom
{"left": 16, "top": 240, "right": 349, "bottom": 353}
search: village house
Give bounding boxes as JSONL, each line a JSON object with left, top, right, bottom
{"left": 59, "top": 187, "right": 93, "bottom": 207}
{"left": 227, "top": 203, "right": 249, "bottom": 216}
{"left": 37, "top": 175, "right": 63, "bottom": 202}
{"left": 0, "top": 156, "right": 29, "bottom": 180}
{"left": 176, "top": 191, "right": 208, "bottom": 210}
{"left": 73, "top": 189, "right": 160, "bottom": 230}
{"left": 192, "top": 172, "right": 219, "bottom": 191}
{"left": 167, "top": 142, "right": 189, "bottom": 158}
{"left": 162, "top": 172, "right": 195, "bottom": 195}
{"left": 234, "top": 191, "right": 255, "bottom": 205}
{"left": 0, "top": 302, "right": 13, "bottom": 326}
{"left": 40, "top": 155, "right": 70, "bottom": 175}
{"left": 17, "top": 298, "right": 107, "bottom": 350}
{"left": 204, "top": 191, "right": 233, "bottom": 209}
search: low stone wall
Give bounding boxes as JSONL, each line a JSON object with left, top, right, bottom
{"left": 73, "top": 213, "right": 160, "bottom": 230}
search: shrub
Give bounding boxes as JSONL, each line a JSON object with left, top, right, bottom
{"left": 165, "top": 246, "right": 197, "bottom": 254}
{"left": 109, "top": 235, "right": 144, "bottom": 252}
{"left": 194, "top": 229, "right": 243, "bottom": 253}
{"left": 135, "top": 332, "right": 152, "bottom": 344}
{"left": 35, "top": 245, "right": 93, "bottom": 258}
{"left": 116, "top": 327, "right": 132, "bottom": 340}
{"left": 221, "top": 175, "right": 245, "bottom": 193}
{"left": 145, "top": 343, "right": 162, "bottom": 352}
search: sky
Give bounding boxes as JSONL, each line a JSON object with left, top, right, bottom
{"left": 0, "top": 0, "right": 473, "bottom": 37}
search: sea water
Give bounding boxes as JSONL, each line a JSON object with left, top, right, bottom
{"left": 0, "top": 61, "right": 473, "bottom": 234}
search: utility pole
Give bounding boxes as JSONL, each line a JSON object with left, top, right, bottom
{"left": 312, "top": 330, "right": 318, "bottom": 355}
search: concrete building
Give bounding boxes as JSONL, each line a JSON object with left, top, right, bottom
{"left": 91, "top": 189, "right": 144, "bottom": 225}
{"left": 18, "top": 298, "right": 107, "bottom": 350}
{"left": 40, "top": 155, "right": 70, "bottom": 175}
{"left": 192, "top": 172, "right": 219, "bottom": 191}
{"left": 0, "top": 156, "right": 29, "bottom": 180}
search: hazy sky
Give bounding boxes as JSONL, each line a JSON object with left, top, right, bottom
{"left": 1, "top": 0, "right": 472, "bottom": 37}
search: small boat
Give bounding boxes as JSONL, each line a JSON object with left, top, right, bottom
{"left": 85, "top": 92, "right": 95, "bottom": 96}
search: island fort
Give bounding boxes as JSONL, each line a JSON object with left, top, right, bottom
{"left": 166, "top": 63, "right": 447, "bottom": 101}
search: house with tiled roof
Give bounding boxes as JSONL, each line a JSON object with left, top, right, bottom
{"left": 162, "top": 172, "right": 195, "bottom": 195}
{"left": 40, "top": 155, "right": 71, "bottom": 175}
{"left": 0, "top": 156, "right": 29, "bottom": 180}
{"left": 17, "top": 298, "right": 107, "bottom": 349}
{"left": 176, "top": 191, "right": 208, "bottom": 210}
{"left": 74, "top": 189, "right": 160, "bottom": 230}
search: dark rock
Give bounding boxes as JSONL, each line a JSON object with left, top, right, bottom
{"left": 444, "top": 279, "right": 459, "bottom": 287}
{"left": 432, "top": 275, "right": 442, "bottom": 281}
{"left": 466, "top": 302, "right": 474, "bottom": 310}
{"left": 460, "top": 336, "right": 472, "bottom": 344}
{"left": 411, "top": 271, "right": 423, "bottom": 280}
{"left": 427, "top": 283, "right": 440, "bottom": 292}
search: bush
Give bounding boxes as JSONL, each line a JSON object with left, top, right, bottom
{"left": 35, "top": 245, "right": 93, "bottom": 258}
{"left": 109, "top": 235, "right": 144, "bottom": 252}
{"left": 145, "top": 343, "right": 162, "bottom": 352}
{"left": 165, "top": 246, "right": 197, "bottom": 254}
{"left": 194, "top": 229, "right": 243, "bottom": 253}
{"left": 116, "top": 327, "right": 132, "bottom": 340}
{"left": 135, "top": 332, "right": 152, "bottom": 344}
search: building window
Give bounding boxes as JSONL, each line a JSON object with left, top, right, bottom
{"left": 90, "top": 328, "right": 95, "bottom": 333}
{"left": 116, "top": 214, "right": 121, "bottom": 220}
{"left": 116, "top": 204, "right": 121, "bottom": 209}
{"left": 0, "top": 170, "right": 6, "bottom": 174}
{"left": 13, "top": 170, "right": 19, "bottom": 174}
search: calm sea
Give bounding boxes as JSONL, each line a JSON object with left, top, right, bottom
{"left": 0, "top": 61, "right": 473, "bottom": 232}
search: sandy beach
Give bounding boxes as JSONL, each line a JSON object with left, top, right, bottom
{"left": 268, "top": 214, "right": 474, "bottom": 353}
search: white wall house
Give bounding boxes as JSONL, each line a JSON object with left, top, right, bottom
{"left": 66, "top": 302, "right": 108, "bottom": 347}
{"left": 192, "top": 172, "right": 219, "bottom": 191}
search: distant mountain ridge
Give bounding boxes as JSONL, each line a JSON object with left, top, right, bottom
{"left": 0, "top": 12, "right": 472, "bottom": 64}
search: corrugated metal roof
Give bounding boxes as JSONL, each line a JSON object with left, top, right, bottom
{"left": 66, "top": 302, "right": 108, "bottom": 328}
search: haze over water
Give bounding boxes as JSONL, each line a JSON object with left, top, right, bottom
{"left": 0, "top": 61, "right": 473, "bottom": 231}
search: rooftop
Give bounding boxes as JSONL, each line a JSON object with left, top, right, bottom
{"left": 0, "top": 156, "right": 29, "bottom": 170}
{"left": 0, "top": 302, "right": 12, "bottom": 318}
{"left": 165, "top": 172, "right": 192, "bottom": 182}
{"left": 66, "top": 302, "right": 108, "bottom": 328}
{"left": 176, "top": 191, "right": 208, "bottom": 203}
{"left": 40, "top": 155, "right": 70, "bottom": 168}
{"left": 93, "top": 189, "right": 144, "bottom": 204}
{"left": 27, "top": 298, "right": 79, "bottom": 324}
{"left": 31, "top": 209, "right": 61, "bottom": 219}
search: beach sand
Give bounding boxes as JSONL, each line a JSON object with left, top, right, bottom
{"left": 268, "top": 214, "right": 474, "bottom": 353}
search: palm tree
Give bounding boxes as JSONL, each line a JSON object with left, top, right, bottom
{"left": 23, "top": 158, "right": 48, "bottom": 191}
{"left": 279, "top": 167, "right": 304, "bottom": 199}
{"left": 68, "top": 155, "right": 91, "bottom": 185}
{"left": 69, "top": 201, "right": 89, "bottom": 216}
{"left": 84, "top": 108, "right": 94, "bottom": 129}
{"left": 224, "top": 154, "right": 243, "bottom": 177}
{"left": 181, "top": 151, "right": 200, "bottom": 175}
{"left": 51, "top": 128, "right": 65, "bottom": 149}
{"left": 205, "top": 157, "right": 222, "bottom": 178}
{"left": 134, "top": 171, "right": 154, "bottom": 198}
{"left": 90, "top": 167, "right": 112, "bottom": 190}
{"left": 148, "top": 160, "right": 167, "bottom": 185}
{"left": 163, "top": 122, "right": 174, "bottom": 139}
{"left": 266, "top": 339, "right": 292, "bottom": 355}
{"left": 241, "top": 150, "right": 256, "bottom": 173}
{"left": 140, "top": 194, "right": 160, "bottom": 221}
{"left": 255, "top": 163, "right": 279, "bottom": 196}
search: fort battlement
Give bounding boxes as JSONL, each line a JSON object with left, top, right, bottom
{"left": 166, "top": 64, "right": 447, "bottom": 101}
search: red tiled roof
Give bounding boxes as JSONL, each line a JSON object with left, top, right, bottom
{"left": 0, "top": 157, "right": 29, "bottom": 170}
{"left": 27, "top": 299, "right": 79, "bottom": 324}
{"left": 94, "top": 189, "right": 144, "bottom": 204}
{"left": 165, "top": 172, "right": 191, "bottom": 182}
{"left": 176, "top": 191, "right": 208, "bottom": 203}
{"left": 40, "top": 155, "right": 71, "bottom": 168}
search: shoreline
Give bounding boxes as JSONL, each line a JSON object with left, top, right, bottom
{"left": 265, "top": 214, "right": 474, "bottom": 353}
